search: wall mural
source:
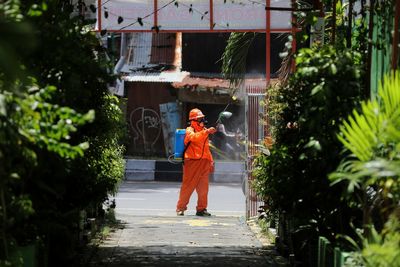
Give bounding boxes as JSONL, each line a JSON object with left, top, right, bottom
{"left": 129, "top": 107, "right": 162, "bottom": 154}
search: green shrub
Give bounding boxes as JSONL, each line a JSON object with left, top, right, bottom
{"left": 0, "top": 83, "right": 93, "bottom": 266}
{"left": 254, "top": 45, "right": 363, "bottom": 216}
{"left": 253, "top": 45, "right": 364, "bottom": 262}
{"left": 330, "top": 71, "right": 400, "bottom": 266}
{"left": 1, "top": 1, "right": 126, "bottom": 265}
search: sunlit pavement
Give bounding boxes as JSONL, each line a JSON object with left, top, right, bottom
{"left": 113, "top": 181, "right": 245, "bottom": 217}
{"left": 87, "top": 181, "right": 288, "bottom": 266}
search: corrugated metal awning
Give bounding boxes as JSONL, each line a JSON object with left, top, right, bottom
{"left": 122, "top": 71, "right": 189, "bottom": 83}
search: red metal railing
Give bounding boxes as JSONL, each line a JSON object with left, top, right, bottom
{"left": 245, "top": 85, "right": 266, "bottom": 218}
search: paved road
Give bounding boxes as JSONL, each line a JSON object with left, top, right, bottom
{"left": 87, "top": 181, "right": 288, "bottom": 267}
{"left": 113, "top": 181, "right": 245, "bottom": 217}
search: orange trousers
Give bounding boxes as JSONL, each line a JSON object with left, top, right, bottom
{"left": 176, "top": 159, "right": 212, "bottom": 212}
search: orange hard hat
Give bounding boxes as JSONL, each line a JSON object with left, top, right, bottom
{"left": 189, "top": 108, "right": 205, "bottom": 120}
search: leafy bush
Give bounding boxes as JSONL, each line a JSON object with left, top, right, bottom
{"left": 1, "top": 1, "right": 126, "bottom": 265}
{"left": 253, "top": 45, "right": 364, "bottom": 262}
{"left": 254, "top": 45, "right": 363, "bottom": 214}
{"left": 362, "top": 215, "right": 400, "bottom": 267}
{"left": 0, "top": 82, "right": 93, "bottom": 266}
{"left": 330, "top": 71, "right": 400, "bottom": 266}
{"left": 330, "top": 72, "right": 400, "bottom": 216}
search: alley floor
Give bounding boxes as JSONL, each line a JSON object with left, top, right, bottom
{"left": 86, "top": 182, "right": 288, "bottom": 267}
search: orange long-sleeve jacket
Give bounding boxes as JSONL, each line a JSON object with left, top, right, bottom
{"left": 184, "top": 125, "right": 213, "bottom": 161}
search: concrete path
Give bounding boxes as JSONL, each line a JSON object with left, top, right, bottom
{"left": 87, "top": 182, "right": 288, "bottom": 267}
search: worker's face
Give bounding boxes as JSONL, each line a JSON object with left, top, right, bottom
{"left": 195, "top": 118, "right": 205, "bottom": 127}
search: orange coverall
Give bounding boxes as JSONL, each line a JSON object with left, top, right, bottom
{"left": 176, "top": 122, "right": 214, "bottom": 212}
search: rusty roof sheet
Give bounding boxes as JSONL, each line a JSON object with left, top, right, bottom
{"left": 122, "top": 71, "right": 189, "bottom": 83}
{"left": 123, "top": 32, "right": 180, "bottom": 72}
{"left": 172, "top": 76, "right": 231, "bottom": 89}
{"left": 150, "top": 33, "right": 178, "bottom": 65}
{"left": 172, "top": 76, "right": 277, "bottom": 89}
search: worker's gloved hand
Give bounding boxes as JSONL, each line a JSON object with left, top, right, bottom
{"left": 206, "top": 127, "right": 217, "bottom": 134}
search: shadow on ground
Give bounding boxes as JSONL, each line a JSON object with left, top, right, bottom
{"left": 87, "top": 244, "right": 285, "bottom": 267}
{"left": 78, "top": 215, "right": 288, "bottom": 267}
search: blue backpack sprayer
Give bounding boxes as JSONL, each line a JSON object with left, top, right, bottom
{"left": 174, "top": 129, "right": 186, "bottom": 160}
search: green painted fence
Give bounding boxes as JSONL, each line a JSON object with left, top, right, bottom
{"left": 318, "top": 236, "right": 351, "bottom": 267}
{"left": 370, "top": 2, "right": 398, "bottom": 97}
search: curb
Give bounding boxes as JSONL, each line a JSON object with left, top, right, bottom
{"left": 124, "top": 159, "right": 246, "bottom": 183}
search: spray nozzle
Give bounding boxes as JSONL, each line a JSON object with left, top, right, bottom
{"left": 215, "top": 111, "right": 233, "bottom": 126}
{"left": 218, "top": 111, "right": 233, "bottom": 120}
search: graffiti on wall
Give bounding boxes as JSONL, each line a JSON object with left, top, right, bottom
{"left": 129, "top": 107, "right": 161, "bottom": 153}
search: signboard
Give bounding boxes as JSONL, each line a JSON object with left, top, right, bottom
{"left": 310, "top": 17, "right": 325, "bottom": 46}
{"left": 96, "top": 0, "right": 292, "bottom": 32}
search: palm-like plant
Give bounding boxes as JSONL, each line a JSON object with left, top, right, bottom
{"left": 330, "top": 70, "right": 400, "bottom": 229}
{"left": 329, "top": 71, "right": 400, "bottom": 266}
{"left": 337, "top": 72, "right": 400, "bottom": 161}
{"left": 221, "top": 32, "right": 256, "bottom": 87}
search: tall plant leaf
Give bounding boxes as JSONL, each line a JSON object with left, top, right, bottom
{"left": 336, "top": 71, "right": 400, "bottom": 163}
{"left": 221, "top": 32, "right": 256, "bottom": 87}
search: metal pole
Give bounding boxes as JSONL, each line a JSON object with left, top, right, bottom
{"left": 291, "top": 0, "right": 297, "bottom": 72}
{"left": 245, "top": 86, "right": 250, "bottom": 218}
{"left": 332, "top": 0, "right": 337, "bottom": 43}
{"left": 392, "top": 0, "right": 400, "bottom": 69}
{"left": 97, "top": 0, "right": 102, "bottom": 31}
{"left": 210, "top": 0, "right": 214, "bottom": 30}
{"left": 266, "top": 0, "right": 271, "bottom": 85}
{"left": 366, "top": 0, "right": 375, "bottom": 98}
{"left": 154, "top": 0, "right": 158, "bottom": 30}
{"left": 347, "top": 0, "right": 353, "bottom": 48}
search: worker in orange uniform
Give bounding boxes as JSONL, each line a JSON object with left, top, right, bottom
{"left": 176, "top": 108, "right": 217, "bottom": 216}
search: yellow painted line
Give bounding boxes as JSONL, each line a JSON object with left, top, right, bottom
{"left": 186, "top": 219, "right": 211, "bottom": 227}
{"left": 142, "top": 219, "right": 235, "bottom": 227}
